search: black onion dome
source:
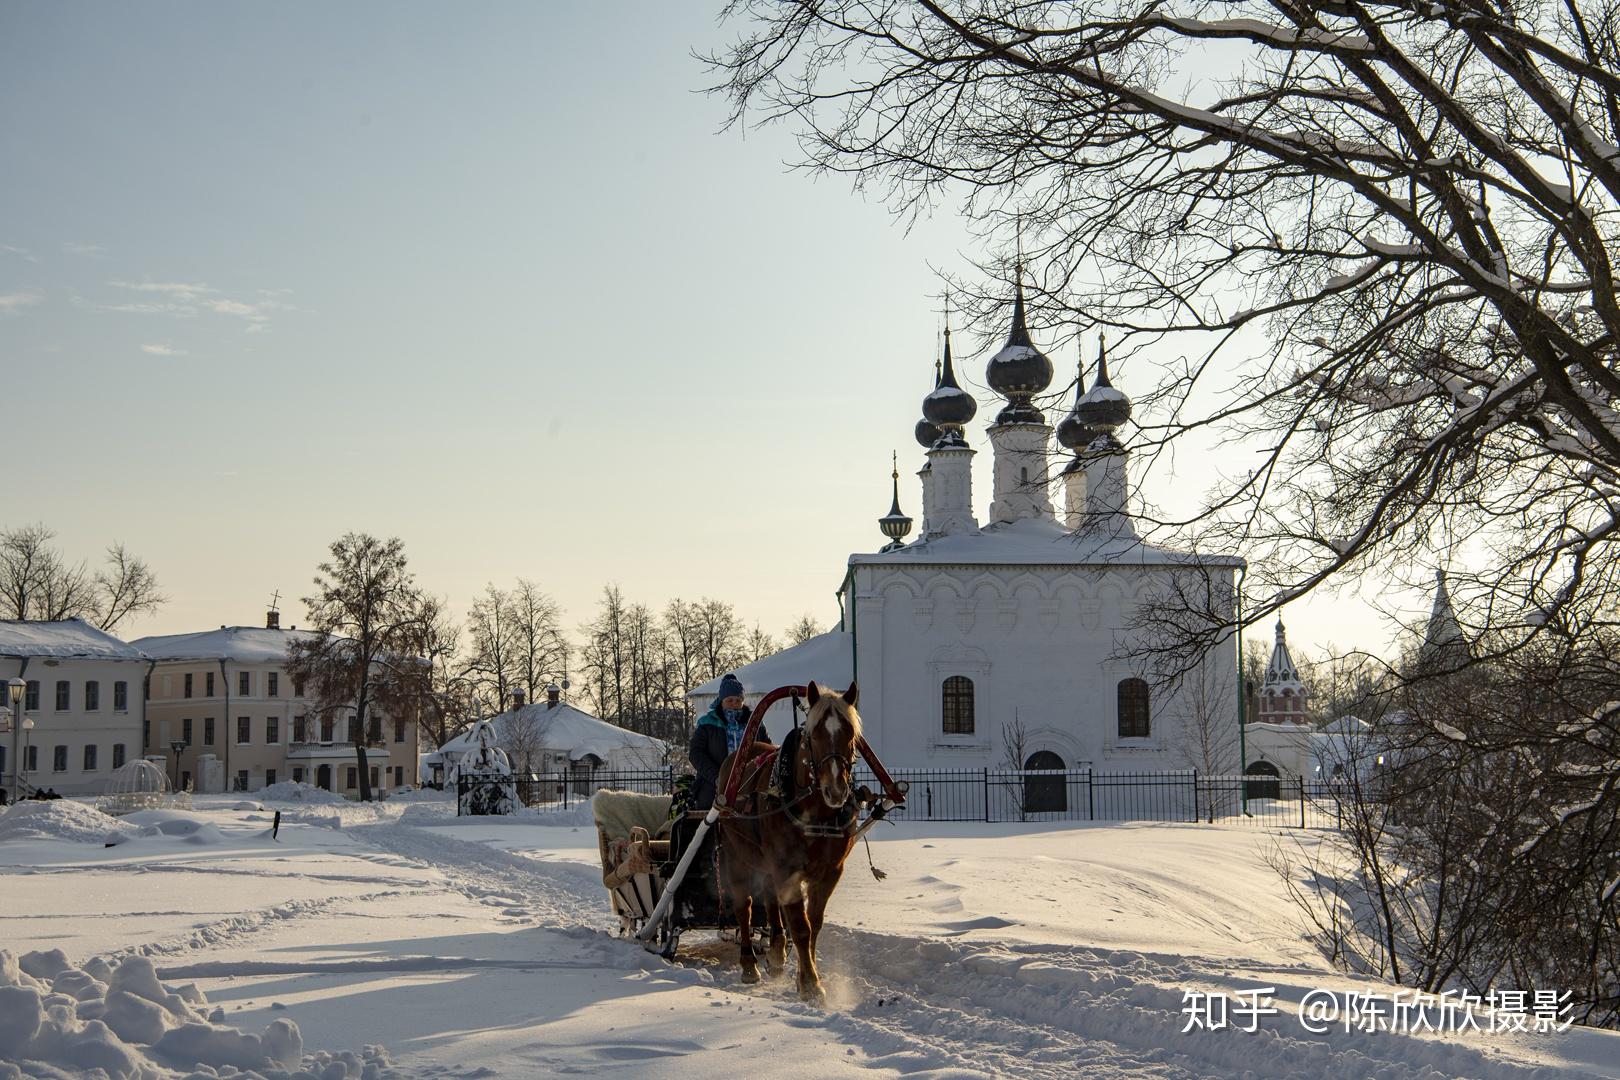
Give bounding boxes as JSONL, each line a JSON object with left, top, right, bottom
{"left": 1075, "top": 334, "right": 1132, "bottom": 434}
{"left": 1056, "top": 349, "right": 1105, "bottom": 450}
{"left": 987, "top": 277, "right": 1054, "bottom": 424}
{"left": 921, "top": 328, "right": 978, "bottom": 436}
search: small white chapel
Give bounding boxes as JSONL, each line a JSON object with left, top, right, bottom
{"left": 693, "top": 281, "right": 1244, "bottom": 776}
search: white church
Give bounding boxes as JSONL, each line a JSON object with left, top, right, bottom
{"left": 694, "top": 282, "right": 1244, "bottom": 778}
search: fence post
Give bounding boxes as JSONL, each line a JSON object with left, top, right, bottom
{"left": 1192, "top": 769, "right": 1200, "bottom": 824}
{"left": 1298, "top": 778, "right": 1306, "bottom": 829}
{"left": 1086, "top": 769, "right": 1095, "bottom": 821}
{"left": 983, "top": 768, "right": 990, "bottom": 823}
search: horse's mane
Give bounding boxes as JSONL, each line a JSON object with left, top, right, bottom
{"left": 807, "top": 690, "right": 861, "bottom": 744}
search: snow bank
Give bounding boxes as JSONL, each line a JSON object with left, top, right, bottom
{"left": 0, "top": 948, "right": 399, "bottom": 1079}
{"left": 119, "top": 809, "right": 229, "bottom": 846}
{"left": 257, "top": 781, "right": 348, "bottom": 806}
{"left": 0, "top": 801, "right": 143, "bottom": 846}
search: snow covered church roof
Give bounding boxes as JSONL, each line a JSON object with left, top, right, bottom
{"left": 849, "top": 515, "right": 1243, "bottom": 569}
{"left": 436, "top": 700, "right": 666, "bottom": 762}
{"left": 132, "top": 625, "right": 328, "bottom": 663}
{"left": 0, "top": 619, "right": 146, "bottom": 660}
{"left": 687, "top": 630, "right": 854, "bottom": 702}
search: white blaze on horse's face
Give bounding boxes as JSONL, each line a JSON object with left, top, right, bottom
{"left": 804, "top": 681, "right": 861, "bottom": 809}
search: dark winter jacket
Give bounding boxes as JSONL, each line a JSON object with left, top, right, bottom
{"left": 689, "top": 701, "right": 770, "bottom": 811}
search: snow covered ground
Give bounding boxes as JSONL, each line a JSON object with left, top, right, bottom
{"left": 2, "top": 794, "right": 1616, "bottom": 1078}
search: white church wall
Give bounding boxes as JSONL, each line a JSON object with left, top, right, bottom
{"left": 850, "top": 562, "right": 1239, "bottom": 773}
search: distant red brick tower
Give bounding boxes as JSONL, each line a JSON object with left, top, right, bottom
{"left": 1259, "top": 619, "right": 1309, "bottom": 725}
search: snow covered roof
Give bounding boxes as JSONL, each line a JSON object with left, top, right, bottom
{"left": 687, "top": 630, "right": 854, "bottom": 702}
{"left": 850, "top": 515, "right": 1243, "bottom": 569}
{"left": 0, "top": 619, "right": 146, "bottom": 660}
{"left": 1318, "top": 715, "right": 1371, "bottom": 734}
{"left": 437, "top": 701, "right": 666, "bottom": 761}
{"left": 132, "top": 626, "right": 328, "bottom": 664}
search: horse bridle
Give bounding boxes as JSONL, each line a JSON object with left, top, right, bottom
{"left": 797, "top": 722, "right": 856, "bottom": 812}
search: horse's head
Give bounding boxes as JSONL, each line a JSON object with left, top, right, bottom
{"left": 802, "top": 681, "right": 861, "bottom": 809}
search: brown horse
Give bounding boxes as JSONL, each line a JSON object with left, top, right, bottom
{"left": 716, "top": 681, "right": 862, "bottom": 1002}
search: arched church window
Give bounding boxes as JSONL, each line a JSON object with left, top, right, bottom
{"left": 1117, "top": 678, "right": 1150, "bottom": 738}
{"left": 942, "top": 676, "right": 975, "bottom": 735}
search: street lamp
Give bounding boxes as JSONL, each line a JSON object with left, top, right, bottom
{"left": 5, "top": 678, "right": 24, "bottom": 800}
{"left": 169, "top": 740, "right": 190, "bottom": 792}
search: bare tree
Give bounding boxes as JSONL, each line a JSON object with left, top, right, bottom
{"left": 1000, "top": 712, "right": 1031, "bottom": 820}
{"left": 509, "top": 579, "right": 569, "bottom": 703}
{"left": 406, "top": 594, "right": 474, "bottom": 750}
{"left": 693, "top": 597, "right": 747, "bottom": 677}
{"left": 1175, "top": 657, "right": 1240, "bottom": 776}
{"left": 785, "top": 613, "right": 822, "bottom": 645}
{"left": 710, "top": 0, "right": 1620, "bottom": 670}
{"left": 464, "top": 584, "right": 519, "bottom": 717}
{"left": 94, "top": 543, "right": 166, "bottom": 632}
{"left": 746, "top": 621, "right": 777, "bottom": 663}
{"left": 286, "top": 533, "right": 425, "bottom": 802}
{"left": 0, "top": 525, "right": 163, "bottom": 630}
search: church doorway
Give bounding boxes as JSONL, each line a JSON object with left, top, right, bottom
{"left": 316, "top": 764, "right": 332, "bottom": 791}
{"left": 1244, "top": 760, "right": 1281, "bottom": 800}
{"left": 1023, "top": 751, "right": 1067, "bottom": 813}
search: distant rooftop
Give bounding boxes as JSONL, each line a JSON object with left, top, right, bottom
{"left": 0, "top": 618, "right": 146, "bottom": 660}
{"left": 849, "top": 516, "right": 1244, "bottom": 569}
{"left": 133, "top": 625, "right": 327, "bottom": 664}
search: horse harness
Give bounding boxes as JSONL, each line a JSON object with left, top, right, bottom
{"left": 725, "top": 725, "right": 858, "bottom": 841}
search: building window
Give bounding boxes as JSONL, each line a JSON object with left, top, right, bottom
{"left": 393, "top": 719, "right": 405, "bottom": 744}
{"left": 393, "top": 765, "right": 404, "bottom": 786}
{"left": 85, "top": 681, "right": 100, "bottom": 710}
{"left": 266, "top": 717, "right": 279, "bottom": 744}
{"left": 268, "top": 672, "right": 278, "bottom": 697}
{"left": 54, "top": 681, "right": 69, "bottom": 711}
{"left": 293, "top": 716, "right": 307, "bottom": 743}
{"left": 1117, "top": 678, "right": 1151, "bottom": 739}
{"left": 25, "top": 745, "right": 37, "bottom": 771}
{"left": 184, "top": 673, "right": 193, "bottom": 699}
{"left": 236, "top": 770, "right": 249, "bottom": 792}
{"left": 206, "top": 671, "right": 215, "bottom": 697}
{"left": 348, "top": 716, "right": 362, "bottom": 744}
{"left": 182, "top": 718, "right": 193, "bottom": 744}
{"left": 292, "top": 767, "right": 304, "bottom": 784}
{"left": 292, "top": 677, "right": 304, "bottom": 697}
{"left": 321, "top": 716, "right": 335, "bottom": 742}
{"left": 83, "top": 744, "right": 97, "bottom": 771}
{"left": 239, "top": 671, "right": 250, "bottom": 696}
{"left": 369, "top": 766, "right": 379, "bottom": 790}
{"left": 346, "top": 766, "right": 357, "bottom": 789}
{"left": 204, "top": 717, "right": 215, "bottom": 745}
{"left": 25, "top": 680, "right": 38, "bottom": 711}
{"left": 265, "top": 769, "right": 277, "bottom": 787}
{"left": 237, "top": 716, "right": 251, "bottom": 744}
{"left": 112, "top": 744, "right": 126, "bottom": 769}
{"left": 941, "top": 676, "right": 975, "bottom": 735}
{"left": 53, "top": 745, "right": 67, "bottom": 772}
{"left": 113, "top": 681, "right": 128, "bottom": 711}
{"left": 367, "top": 717, "right": 381, "bottom": 744}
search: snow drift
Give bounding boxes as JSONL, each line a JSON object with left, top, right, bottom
{"left": 0, "top": 948, "right": 398, "bottom": 1079}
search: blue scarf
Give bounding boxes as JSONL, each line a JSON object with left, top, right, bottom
{"left": 724, "top": 708, "right": 746, "bottom": 753}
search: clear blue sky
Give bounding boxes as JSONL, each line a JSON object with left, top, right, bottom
{"left": 0, "top": 1, "right": 1414, "bottom": 659}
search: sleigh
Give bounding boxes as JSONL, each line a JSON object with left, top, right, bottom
{"left": 593, "top": 684, "right": 907, "bottom": 960}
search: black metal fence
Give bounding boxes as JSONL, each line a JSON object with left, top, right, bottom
{"left": 492, "top": 765, "right": 1346, "bottom": 828}
{"left": 509, "top": 768, "right": 676, "bottom": 810}
{"left": 854, "top": 768, "right": 1347, "bottom": 828}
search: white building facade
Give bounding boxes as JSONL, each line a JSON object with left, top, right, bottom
{"left": 134, "top": 612, "right": 420, "bottom": 794}
{"left": 0, "top": 619, "right": 149, "bottom": 798}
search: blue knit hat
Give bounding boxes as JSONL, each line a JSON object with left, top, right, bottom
{"left": 717, "top": 673, "right": 745, "bottom": 702}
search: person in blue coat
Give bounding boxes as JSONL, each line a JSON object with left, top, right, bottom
{"left": 689, "top": 673, "right": 770, "bottom": 811}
